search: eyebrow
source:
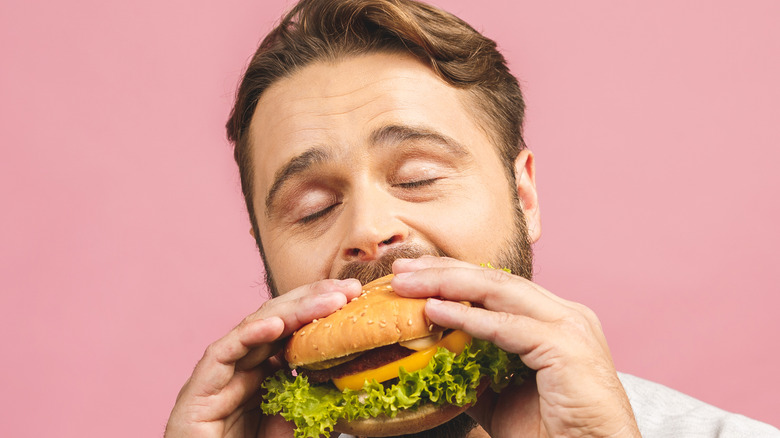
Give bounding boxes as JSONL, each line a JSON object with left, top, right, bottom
{"left": 369, "top": 124, "right": 470, "bottom": 157}
{"left": 265, "top": 147, "right": 329, "bottom": 214}
{"left": 264, "top": 124, "right": 470, "bottom": 216}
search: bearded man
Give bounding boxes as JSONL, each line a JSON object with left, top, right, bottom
{"left": 165, "top": 1, "right": 779, "bottom": 437}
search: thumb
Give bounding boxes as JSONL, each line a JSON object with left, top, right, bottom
{"left": 466, "top": 387, "right": 498, "bottom": 434}
{"left": 257, "top": 414, "right": 295, "bottom": 438}
{"left": 468, "top": 379, "right": 542, "bottom": 437}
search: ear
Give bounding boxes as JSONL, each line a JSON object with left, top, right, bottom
{"left": 514, "top": 149, "right": 541, "bottom": 243}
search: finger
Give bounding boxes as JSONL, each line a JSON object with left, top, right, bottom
{"left": 391, "top": 265, "right": 565, "bottom": 321}
{"left": 178, "top": 280, "right": 361, "bottom": 409}
{"left": 423, "top": 299, "right": 549, "bottom": 361}
{"left": 186, "top": 317, "right": 285, "bottom": 400}
{"left": 186, "top": 281, "right": 360, "bottom": 398}
{"left": 424, "top": 299, "right": 608, "bottom": 372}
{"left": 235, "top": 339, "right": 283, "bottom": 372}
{"left": 468, "top": 377, "right": 541, "bottom": 437}
{"left": 392, "top": 255, "right": 476, "bottom": 273}
{"left": 198, "top": 287, "right": 355, "bottom": 383}
{"left": 394, "top": 257, "right": 609, "bottom": 351}
{"left": 213, "top": 357, "right": 286, "bottom": 419}
{"left": 205, "top": 366, "right": 271, "bottom": 421}
{"left": 235, "top": 288, "right": 355, "bottom": 370}
{"left": 246, "top": 279, "right": 362, "bottom": 336}
{"left": 395, "top": 255, "right": 571, "bottom": 305}
{"left": 257, "top": 414, "right": 296, "bottom": 437}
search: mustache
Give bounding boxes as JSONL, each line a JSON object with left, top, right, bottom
{"left": 336, "top": 245, "right": 446, "bottom": 285}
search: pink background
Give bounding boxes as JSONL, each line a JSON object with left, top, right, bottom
{"left": 2, "top": 0, "right": 778, "bottom": 435}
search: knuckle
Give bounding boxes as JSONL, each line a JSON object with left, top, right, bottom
{"left": 258, "top": 299, "right": 275, "bottom": 313}
{"left": 488, "top": 311, "right": 517, "bottom": 344}
{"left": 203, "top": 342, "right": 220, "bottom": 360}
{"left": 494, "top": 310, "right": 515, "bottom": 326}
{"left": 572, "top": 303, "right": 603, "bottom": 331}
{"left": 310, "top": 279, "right": 330, "bottom": 293}
{"left": 481, "top": 266, "right": 513, "bottom": 284}
{"left": 242, "top": 301, "right": 274, "bottom": 325}
{"left": 559, "top": 311, "right": 591, "bottom": 336}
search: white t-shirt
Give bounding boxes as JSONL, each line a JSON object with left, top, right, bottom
{"left": 620, "top": 372, "right": 779, "bottom": 437}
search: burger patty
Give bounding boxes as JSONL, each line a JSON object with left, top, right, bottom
{"left": 299, "top": 343, "right": 415, "bottom": 384}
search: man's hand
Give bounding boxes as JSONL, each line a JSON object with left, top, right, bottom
{"left": 164, "top": 279, "right": 362, "bottom": 438}
{"left": 391, "top": 256, "right": 640, "bottom": 438}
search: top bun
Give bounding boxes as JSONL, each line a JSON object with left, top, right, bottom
{"left": 285, "top": 274, "right": 441, "bottom": 367}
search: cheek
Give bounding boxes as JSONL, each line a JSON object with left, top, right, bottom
{"left": 261, "top": 228, "right": 336, "bottom": 293}
{"left": 411, "top": 184, "right": 517, "bottom": 263}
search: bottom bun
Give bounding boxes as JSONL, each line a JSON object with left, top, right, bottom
{"left": 333, "top": 380, "right": 489, "bottom": 437}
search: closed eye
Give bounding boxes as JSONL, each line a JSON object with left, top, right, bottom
{"left": 299, "top": 203, "right": 340, "bottom": 224}
{"left": 395, "top": 178, "right": 439, "bottom": 189}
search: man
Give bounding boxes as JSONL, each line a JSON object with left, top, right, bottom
{"left": 165, "top": 0, "right": 779, "bottom": 437}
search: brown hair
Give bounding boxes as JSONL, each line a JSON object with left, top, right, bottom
{"left": 226, "top": 0, "right": 527, "bottom": 290}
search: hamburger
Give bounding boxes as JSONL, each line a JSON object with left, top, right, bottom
{"left": 261, "top": 274, "right": 527, "bottom": 438}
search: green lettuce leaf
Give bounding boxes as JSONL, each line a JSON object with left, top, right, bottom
{"left": 261, "top": 340, "right": 527, "bottom": 438}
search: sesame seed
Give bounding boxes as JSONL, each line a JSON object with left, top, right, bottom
{"left": 367, "top": 320, "right": 373, "bottom": 324}
{"left": 324, "top": 323, "right": 332, "bottom": 328}
{"left": 299, "top": 330, "right": 305, "bottom": 336}
{"left": 407, "top": 319, "right": 413, "bottom": 325}
{"left": 312, "top": 319, "right": 318, "bottom": 323}
{"left": 379, "top": 321, "right": 387, "bottom": 327}
{"left": 396, "top": 328, "right": 401, "bottom": 334}
{"left": 360, "top": 311, "right": 366, "bottom": 317}
{"left": 429, "top": 324, "right": 434, "bottom": 331}
{"left": 350, "top": 297, "right": 357, "bottom": 302}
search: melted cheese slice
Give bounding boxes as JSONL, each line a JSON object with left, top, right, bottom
{"left": 332, "top": 330, "right": 472, "bottom": 391}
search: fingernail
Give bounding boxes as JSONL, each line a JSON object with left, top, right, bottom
{"left": 426, "top": 298, "right": 442, "bottom": 307}
{"left": 256, "top": 316, "right": 283, "bottom": 330}
{"left": 336, "top": 278, "right": 360, "bottom": 287}
{"left": 317, "top": 291, "right": 347, "bottom": 302}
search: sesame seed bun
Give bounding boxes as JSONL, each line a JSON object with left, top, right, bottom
{"left": 285, "top": 274, "right": 443, "bottom": 368}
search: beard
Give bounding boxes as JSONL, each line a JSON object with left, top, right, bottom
{"left": 335, "top": 203, "right": 533, "bottom": 438}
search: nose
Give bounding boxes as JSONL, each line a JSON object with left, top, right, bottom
{"left": 338, "top": 192, "right": 408, "bottom": 262}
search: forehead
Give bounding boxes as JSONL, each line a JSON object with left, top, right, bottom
{"left": 248, "top": 52, "right": 491, "bottom": 199}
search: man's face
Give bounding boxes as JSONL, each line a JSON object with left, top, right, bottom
{"left": 249, "top": 51, "right": 539, "bottom": 295}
